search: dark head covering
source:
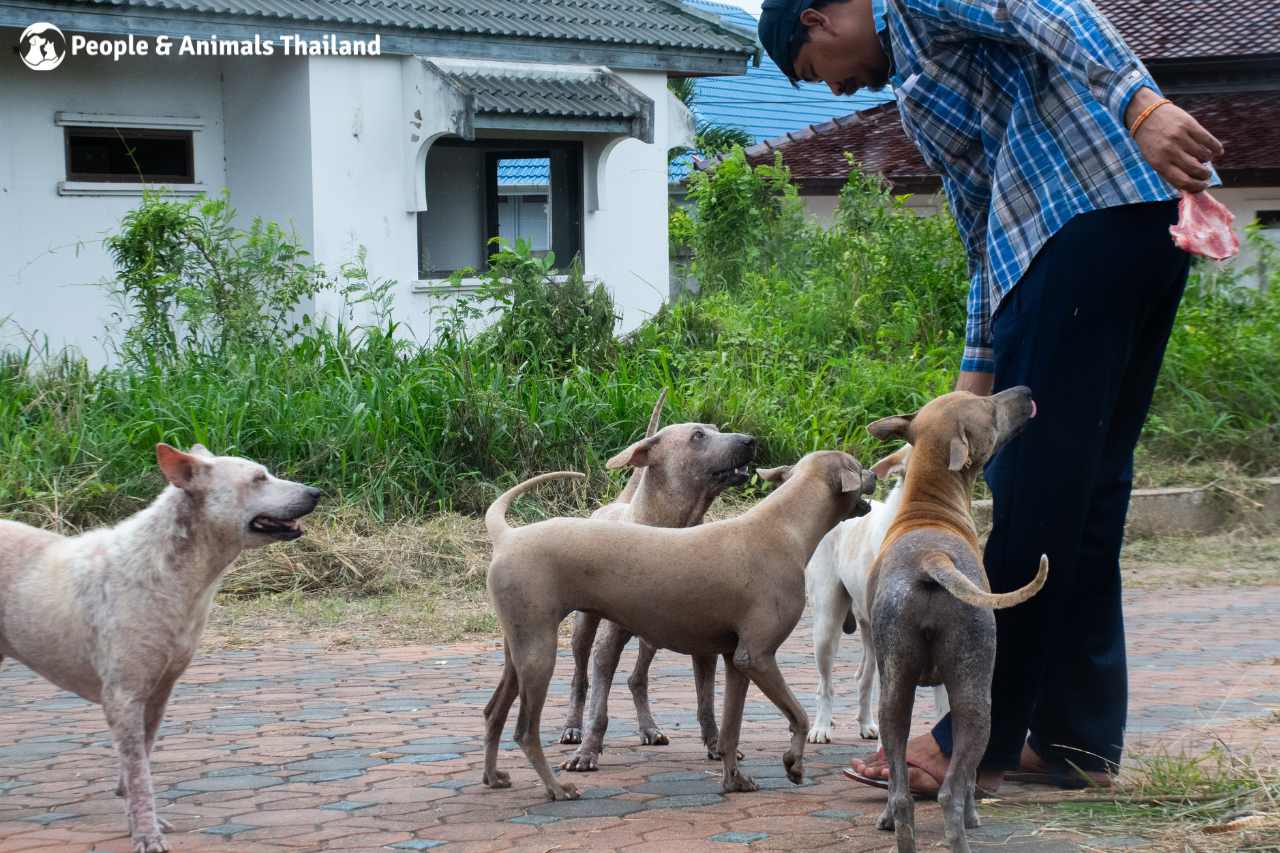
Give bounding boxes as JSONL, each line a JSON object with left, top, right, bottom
{"left": 757, "top": 0, "right": 817, "bottom": 82}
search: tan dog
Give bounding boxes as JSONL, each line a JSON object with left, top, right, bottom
{"left": 864, "top": 388, "right": 1048, "bottom": 853}
{"left": 561, "top": 389, "right": 756, "bottom": 768}
{"left": 481, "top": 450, "right": 877, "bottom": 801}
{"left": 0, "top": 445, "right": 321, "bottom": 853}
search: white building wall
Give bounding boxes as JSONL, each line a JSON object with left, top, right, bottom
{"left": 1213, "top": 187, "right": 1280, "bottom": 286}
{"left": 0, "top": 38, "right": 226, "bottom": 365}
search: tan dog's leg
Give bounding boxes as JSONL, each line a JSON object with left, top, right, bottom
{"left": 562, "top": 622, "right": 630, "bottom": 772}
{"left": 628, "top": 640, "right": 669, "bottom": 746}
{"left": 105, "top": 692, "right": 168, "bottom": 853}
{"left": 733, "top": 646, "right": 809, "bottom": 786}
{"left": 692, "top": 654, "right": 730, "bottom": 758}
{"left": 482, "top": 652, "right": 518, "bottom": 789}
{"left": 717, "top": 655, "right": 756, "bottom": 793}
{"left": 560, "top": 612, "right": 600, "bottom": 744}
{"left": 937, "top": 680, "right": 988, "bottom": 853}
{"left": 510, "top": 629, "right": 579, "bottom": 801}
{"left": 876, "top": 663, "right": 919, "bottom": 853}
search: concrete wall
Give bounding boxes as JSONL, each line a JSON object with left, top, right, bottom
{"left": 802, "top": 190, "right": 943, "bottom": 224}
{"left": 419, "top": 145, "right": 487, "bottom": 274}
{"left": 1215, "top": 186, "right": 1280, "bottom": 286}
{"left": 0, "top": 33, "right": 227, "bottom": 365}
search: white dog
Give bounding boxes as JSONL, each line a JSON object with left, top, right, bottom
{"left": 0, "top": 444, "right": 321, "bottom": 853}
{"left": 804, "top": 444, "right": 948, "bottom": 742}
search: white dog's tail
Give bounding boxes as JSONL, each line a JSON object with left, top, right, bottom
{"left": 485, "top": 472, "right": 587, "bottom": 543}
{"left": 617, "top": 388, "right": 667, "bottom": 504}
{"left": 923, "top": 552, "right": 1048, "bottom": 609}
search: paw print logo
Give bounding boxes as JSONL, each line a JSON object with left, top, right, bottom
{"left": 19, "top": 23, "right": 67, "bottom": 71}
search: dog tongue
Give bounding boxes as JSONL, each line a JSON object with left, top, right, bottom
{"left": 1030, "top": 400, "right": 1037, "bottom": 419}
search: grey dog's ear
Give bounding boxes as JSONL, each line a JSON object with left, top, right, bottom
{"left": 606, "top": 434, "right": 661, "bottom": 470}
{"left": 156, "top": 443, "right": 208, "bottom": 490}
{"left": 189, "top": 443, "right": 214, "bottom": 459}
{"left": 839, "top": 469, "right": 861, "bottom": 493}
{"left": 757, "top": 465, "right": 793, "bottom": 484}
{"left": 867, "top": 413, "right": 915, "bottom": 441}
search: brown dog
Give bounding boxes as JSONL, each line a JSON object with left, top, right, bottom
{"left": 865, "top": 388, "right": 1048, "bottom": 853}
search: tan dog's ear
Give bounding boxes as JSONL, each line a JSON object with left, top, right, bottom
{"left": 948, "top": 435, "right": 969, "bottom": 471}
{"left": 156, "top": 443, "right": 206, "bottom": 490}
{"left": 840, "top": 469, "right": 860, "bottom": 493}
{"left": 757, "top": 465, "right": 792, "bottom": 484}
{"left": 606, "top": 434, "right": 660, "bottom": 470}
{"left": 867, "top": 413, "right": 915, "bottom": 441}
{"left": 870, "top": 444, "right": 911, "bottom": 481}
{"left": 189, "top": 443, "right": 213, "bottom": 459}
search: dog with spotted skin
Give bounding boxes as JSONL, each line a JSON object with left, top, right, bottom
{"left": 0, "top": 445, "right": 320, "bottom": 853}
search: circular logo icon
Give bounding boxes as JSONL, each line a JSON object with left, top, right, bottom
{"left": 19, "top": 23, "right": 67, "bottom": 71}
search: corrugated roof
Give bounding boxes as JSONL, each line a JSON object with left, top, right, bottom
{"left": 498, "top": 157, "right": 550, "bottom": 186}
{"left": 739, "top": 93, "right": 1280, "bottom": 190}
{"left": 441, "top": 68, "right": 646, "bottom": 119}
{"left": 69, "top": 0, "right": 757, "bottom": 56}
{"left": 1094, "top": 0, "right": 1280, "bottom": 61}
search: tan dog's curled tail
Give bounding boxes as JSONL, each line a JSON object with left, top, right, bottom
{"left": 922, "top": 553, "right": 1049, "bottom": 609}
{"left": 485, "top": 472, "right": 587, "bottom": 543}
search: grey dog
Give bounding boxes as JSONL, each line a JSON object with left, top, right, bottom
{"left": 865, "top": 388, "right": 1048, "bottom": 853}
{"left": 481, "top": 450, "right": 876, "bottom": 801}
{"left": 0, "top": 445, "right": 320, "bottom": 853}
{"left": 561, "top": 390, "right": 756, "bottom": 770}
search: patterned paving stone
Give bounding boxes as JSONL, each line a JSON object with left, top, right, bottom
{"left": 0, "top": 587, "right": 1276, "bottom": 851}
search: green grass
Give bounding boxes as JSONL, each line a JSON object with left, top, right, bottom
{"left": 2, "top": 153, "right": 1278, "bottom": 533}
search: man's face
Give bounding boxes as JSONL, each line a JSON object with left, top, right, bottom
{"left": 791, "top": 0, "right": 891, "bottom": 96}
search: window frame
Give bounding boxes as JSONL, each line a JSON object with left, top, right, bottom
{"left": 63, "top": 126, "right": 196, "bottom": 184}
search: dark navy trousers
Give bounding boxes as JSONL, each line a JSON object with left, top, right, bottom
{"left": 932, "top": 200, "right": 1190, "bottom": 772}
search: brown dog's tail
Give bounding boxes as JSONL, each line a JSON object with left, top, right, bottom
{"left": 616, "top": 388, "right": 667, "bottom": 504}
{"left": 922, "top": 552, "right": 1048, "bottom": 609}
{"left": 485, "top": 472, "right": 587, "bottom": 543}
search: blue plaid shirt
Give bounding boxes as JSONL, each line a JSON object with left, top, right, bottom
{"left": 876, "top": 0, "right": 1180, "bottom": 373}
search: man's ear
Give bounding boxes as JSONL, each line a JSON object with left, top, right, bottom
{"left": 948, "top": 434, "right": 970, "bottom": 472}
{"left": 757, "top": 465, "right": 793, "bottom": 484}
{"left": 867, "top": 413, "right": 915, "bottom": 441}
{"left": 156, "top": 443, "right": 207, "bottom": 490}
{"left": 606, "top": 435, "right": 661, "bottom": 470}
{"left": 797, "top": 6, "right": 831, "bottom": 31}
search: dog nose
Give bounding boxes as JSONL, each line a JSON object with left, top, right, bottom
{"left": 741, "top": 435, "right": 757, "bottom": 450}
{"left": 862, "top": 469, "right": 877, "bottom": 493}
{"left": 306, "top": 487, "right": 324, "bottom": 504}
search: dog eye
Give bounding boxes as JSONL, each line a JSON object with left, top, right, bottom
{"left": 254, "top": 472, "right": 268, "bottom": 484}
{"left": 691, "top": 430, "right": 704, "bottom": 441}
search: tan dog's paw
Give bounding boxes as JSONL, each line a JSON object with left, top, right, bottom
{"left": 704, "top": 735, "right": 743, "bottom": 761}
{"left": 639, "top": 727, "right": 669, "bottom": 746}
{"left": 560, "top": 750, "right": 600, "bottom": 772}
{"left": 783, "top": 750, "right": 804, "bottom": 785}
{"left": 482, "top": 769, "right": 511, "bottom": 789}
{"left": 559, "top": 726, "right": 582, "bottom": 745}
{"left": 722, "top": 769, "right": 758, "bottom": 793}
{"left": 132, "top": 832, "right": 169, "bottom": 853}
{"left": 546, "top": 782, "right": 580, "bottom": 801}
{"left": 876, "top": 805, "right": 895, "bottom": 831}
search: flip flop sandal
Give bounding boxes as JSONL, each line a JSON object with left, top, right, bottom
{"left": 842, "top": 760, "right": 941, "bottom": 800}
{"left": 1003, "top": 769, "right": 1112, "bottom": 790}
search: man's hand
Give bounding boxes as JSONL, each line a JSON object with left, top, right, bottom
{"left": 955, "top": 371, "right": 994, "bottom": 397}
{"left": 1126, "top": 88, "right": 1224, "bottom": 193}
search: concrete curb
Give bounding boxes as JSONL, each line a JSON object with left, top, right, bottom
{"left": 972, "top": 476, "right": 1280, "bottom": 538}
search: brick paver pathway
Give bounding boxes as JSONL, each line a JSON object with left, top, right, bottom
{"left": 2, "top": 588, "right": 1277, "bottom": 852}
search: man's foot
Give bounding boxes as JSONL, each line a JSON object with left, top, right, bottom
{"left": 848, "top": 733, "right": 1003, "bottom": 797}
{"left": 1005, "top": 743, "right": 1113, "bottom": 789}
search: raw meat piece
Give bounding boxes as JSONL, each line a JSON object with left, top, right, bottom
{"left": 1170, "top": 190, "right": 1240, "bottom": 260}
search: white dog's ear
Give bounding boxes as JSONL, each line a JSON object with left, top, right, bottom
{"left": 757, "top": 465, "right": 793, "bottom": 484}
{"left": 867, "top": 413, "right": 915, "bottom": 441}
{"left": 189, "top": 443, "right": 214, "bottom": 459}
{"left": 948, "top": 434, "right": 970, "bottom": 471}
{"left": 156, "top": 443, "right": 207, "bottom": 490}
{"left": 606, "top": 434, "right": 661, "bottom": 470}
{"left": 871, "top": 444, "right": 912, "bottom": 481}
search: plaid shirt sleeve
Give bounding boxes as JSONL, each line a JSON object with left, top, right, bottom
{"left": 905, "top": 0, "right": 1158, "bottom": 124}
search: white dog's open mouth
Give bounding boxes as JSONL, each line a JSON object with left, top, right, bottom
{"left": 249, "top": 515, "right": 305, "bottom": 540}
